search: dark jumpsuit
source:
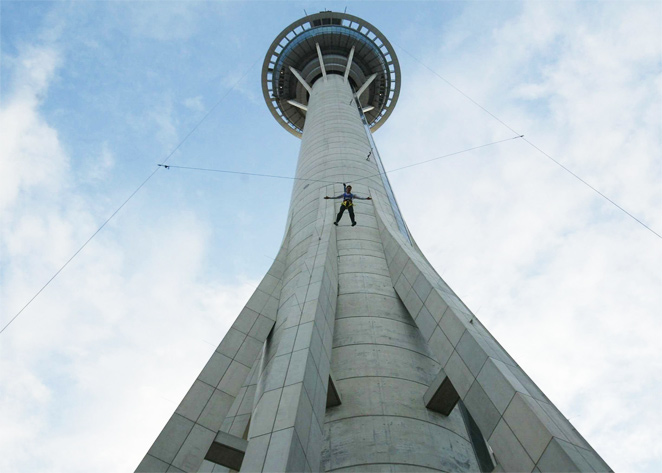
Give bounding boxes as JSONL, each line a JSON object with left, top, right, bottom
{"left": 330, "top": 191, "right": 370, "bottom": 225}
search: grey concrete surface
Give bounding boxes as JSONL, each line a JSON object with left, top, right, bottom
{"left": 139, "top": 11, "right": 611, "bottom": 472}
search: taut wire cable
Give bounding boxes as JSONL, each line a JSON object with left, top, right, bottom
{"left": 395, "top": 43, "right": 661, "bottom": 240}
{"left": 157, "top": 164, "right": 341, "bottom": 185}
{"left": 352, "top": 135, "right": 523, "bottom": 185}
{"left": 155, "top": 136, "right": 521, "bottom": 186}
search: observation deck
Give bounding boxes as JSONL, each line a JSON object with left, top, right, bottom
{"left": 261, "top": 11, "right": 401, "bottom": 137}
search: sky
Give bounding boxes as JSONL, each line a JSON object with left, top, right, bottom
{"left": 1, "top": 1, "right": 660, "bottom": 472}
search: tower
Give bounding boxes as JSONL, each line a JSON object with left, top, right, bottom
{"left": 137, "top": 11, "right": 611, "bottom": 473}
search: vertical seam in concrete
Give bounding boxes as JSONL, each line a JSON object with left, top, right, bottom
{"left": 256, "top": 322, "right": 299, "bottom": 473}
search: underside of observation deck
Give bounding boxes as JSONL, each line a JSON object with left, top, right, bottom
{"left": 261, "top": 11, "right": 401, "bottom": 137}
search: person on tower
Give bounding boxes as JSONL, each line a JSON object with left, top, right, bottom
{"left": 324, "top": 184, "right": 372, "bottom": 226}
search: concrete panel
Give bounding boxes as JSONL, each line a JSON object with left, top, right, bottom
{"left": 503, "top": 393, "right": 560, "bottom": 462}
{"left": 175, "top": 380, "right": 214, "bottom": 423}
{"left": 285, "top": 348, "right": 309, "bottom": 386}
{"left": 508, "top": 364, "right": 549, "bottom": 401}
{"left": 245, "top": 290, "right": 270, "bottom": 314}
{"left": 238, "top": 385, "right": 257, "bottom": 416}
{"left": 240, "top": 433, "right": 270, "bottom": 472}
{"left": 219, "top": 416, "right": 233, "bottom": 435}
{"left": 393, "top": 273, "right": 411, "bottom": 300}
{"left": 535, "top": 399, "right": 590, "bottom": 449}
{"left": 231, "top": 308, "right": 260, "bottom": 335}
{"left": 293, "top": 321, "right": 314, "bottom": 352}
{"left": 488, "top": 419, "right": 535, "bottom": 473}
{"left": 216, "top": 329, "right": 245, "bottom": 359}
{"left": 197, "top": 389, "right": 234, "bottom": 432}
{"left": 456, "top": 330, "right": 489, "bottom": 377}
{"left": 271, "top": 325, "right": 298, "bottom": 359}
{"left": 402, "top": 286, "right": 424, "bottom": 319}
{"left": 218, "top": 361, "right": 251, "bottom": 397}
{"left": 262, "top": 295, "right": 280, "bottom": 321}
{"left": 316, "top": 348, "right": 331, "bottom": 390}
{"left": 414, "top": 305, "right": 437, "bottom": 342}
{"left": 439, "top": 307, "right": 467, "bottom": 347}
{"left": 273, "top": 382, "right": 303, "bottom": 431}
{"left": 576, "top": 445, "right": 612, "bottom": 472}
{"left": 302, "top": 355, "right": 320, "bottom": 404}
{"left": 249, "top": 388, "right": 282, "bottom": 438}
{"left": 309, "top": 324, "right": 324, "bottom": 368}
{"left": 463, "top": 381, "right": 500, "bottom": 439}
{"left": 227, "top": 413, "right": 250, "bottom": 438}
{"left": 262, "top": 428, "right": 295, "bottom": 473}
{"left": 412, "top": 272, "right": 433, "bottom": 302}
{"left": 428, "top": 325, "right": 454, "bottom": 367}
{"left": 536, "top": 438, "right": 594, "bottom": 473}
{"left": 306, "top": 419, "right": 324, "bottom": 471}
{"left": 171, "top": 424, "right": 216, "bottom": 472}
{"left": 198, "top": 352, "right": 232, "bottom": 388}
{"left": 477, "top": 357, "right": 527, "bottom": 414}
{"left": 234, "top": 336, "right": 264, "bottom": 367}
{"left": 136, "top": 454, "right": 170, "bottom": 472}
{"left": 402, "top": 259, "right": 420, "bottom": 285}
{"left": 444, "top": 351, "right": 475, "bottom": 398}
{"left": 247, "top": 315, "right": 275, "bottom": 341}
{"left": 294, "top": 387, "right": 314, "bottom": 452}
{"left": 257, "top": 353, "right": 290, "bottom": 395}
{"left": 387, "top": 249, "right": 408, "bottom": 282}
{"left": 425, "top": 290, "right": 449, "bottom": 323}
{"left": 286, "top": 431, "right": 309, "bottom": 472}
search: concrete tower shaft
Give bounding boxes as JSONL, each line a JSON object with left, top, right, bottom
{"left": 252, "top": 73, "right": 478, "bottom": 472}
{"left": 136, "top": 12, "right": 612, "bottom": 473}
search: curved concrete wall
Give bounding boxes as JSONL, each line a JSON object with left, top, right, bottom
{"left": 140, "top": 46, "right": 611, "bottom": 473}
{"left": 283, "top": 74, "right": 478, "bottom": 472}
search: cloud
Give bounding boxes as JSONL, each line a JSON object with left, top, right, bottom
{"left": 0, "top": 39, "right": 257, "bottom": 473}
{"left": 80, "top": 142, "right": 115, "bottom": 182}
{"left": 0, "top": 45, "right": 64, "bottom": 212}
{"left": 183, "top": 95, "right": 205, "bottom": 113}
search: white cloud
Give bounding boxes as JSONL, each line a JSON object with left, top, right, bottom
{"left": 148, "top": 98, "right": 180, "bottom": 152}
{"left": 0, "top": 46, "right": 65, "bottom": 212}
{"left": 0, "top": 41, "right": 256, "bottom": 472}
{"left": 183, "top": 95, "right": 205, "bottom": 112}
{"left": 82, "top": 142, "right": 115, "bottom": 181}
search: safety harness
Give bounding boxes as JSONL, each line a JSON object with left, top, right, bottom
{"left": 341, "top": 192, "right": 354, "bottom": 207}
